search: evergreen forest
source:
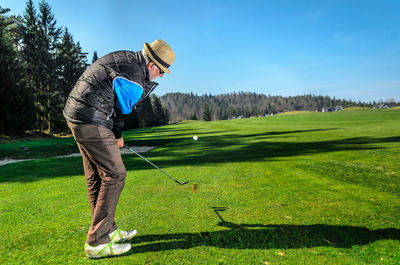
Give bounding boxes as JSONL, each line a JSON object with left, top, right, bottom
{"left": 161, "top": 92, "right": 399, "bottom": 123}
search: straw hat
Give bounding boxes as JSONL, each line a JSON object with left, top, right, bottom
{"left": 144, "top": 40, "right": 176, "bottom": 74}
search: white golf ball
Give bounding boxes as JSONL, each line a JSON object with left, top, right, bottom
{"left": 193, "top": 135, "right": 198, "bottom": 141}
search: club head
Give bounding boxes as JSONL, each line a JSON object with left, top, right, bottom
{"left": 175, "top": 180, "right": 189, "bottom": 185}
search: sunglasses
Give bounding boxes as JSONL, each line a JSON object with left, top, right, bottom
{"left": 158, "top": 66, "right": 164, "bottom": 75}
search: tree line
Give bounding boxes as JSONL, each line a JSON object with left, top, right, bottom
{"left": 0, "top": 1, "right": 168, "bottom": 136}
{"left": 161, "top": 92, "right": 400, "bottom": 123}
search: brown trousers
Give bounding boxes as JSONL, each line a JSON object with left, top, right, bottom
{"left": 67, "top": 121, "right": 126, "bottom": 246}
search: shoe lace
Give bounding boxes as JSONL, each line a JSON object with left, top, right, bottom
{"left": 98, "top": 242, "right": 114, "bottom": 256}
{"left": 110, "top": 228, "right": 123, "bottom": 241}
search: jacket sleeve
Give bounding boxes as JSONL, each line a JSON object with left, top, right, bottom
{"left": 112, "top": 75, "right": 144, "bottom": 139}
{"left": 113, "top": 77, "right": 144, "bottom": 115}
{"left": 112, "top": 107, "right": 127, "bottom": 139}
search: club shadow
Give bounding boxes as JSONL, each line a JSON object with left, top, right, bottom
{"left": 128, "top": 222, "right": 400, "bottom": 253}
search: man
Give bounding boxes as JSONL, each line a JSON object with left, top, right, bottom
{"left": 63, "top": 40, "right": 176, "bottom": 258}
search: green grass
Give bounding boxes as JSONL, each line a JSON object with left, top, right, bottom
{"left": 0, "top": 137, "right": 78, "bottom": 159}
{"left": 1, "top": 109, "right": 400, "bottom": 264}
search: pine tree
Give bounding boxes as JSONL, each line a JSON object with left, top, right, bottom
{"left": 203, "top": 103, "right": 212, "bottom": 121}
{"left": 190, "top": 113, "right": 198, "bottom": 120}
{"left": 124, "top": 97, "right": 155, "bottom": 129}
{"left": 20, "top": 0, "right": 42, "bottom": 130}
{"left": 37, "top": 0, "right": 62, "bottom": 133}
{"left": 20, "top": 0, "right": 62, "bottom": 133}
{"left": 0, "top": 7, "right": 35, "bottom": 134}
{"left": 58, "top": 30, "right": 87, "bottom": 95}
{"left": 53, "top": 27, "right": 87, "bottom": 132}
{"left": 151, "top": 94, "right": 169, "bottom": 125}
{"left": 137, "top": 97, "right": 154, "bottom": 127}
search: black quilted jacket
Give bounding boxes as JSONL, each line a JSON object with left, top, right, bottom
{"left": 63, "top": 50, "right": 157, "bottom": 138}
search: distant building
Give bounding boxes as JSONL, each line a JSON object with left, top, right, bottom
{"left": 379, "top": 104, "right": 390, "bottom": 109}
{"left": 325, "top": 106, "right": 343, "bottom": 112}
{"left": 335, "top": 106, "right": 343, "bottom": 111}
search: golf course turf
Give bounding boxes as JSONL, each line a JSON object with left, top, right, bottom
{"left": 0, "top": 109, "right": 399, "bottom": 264}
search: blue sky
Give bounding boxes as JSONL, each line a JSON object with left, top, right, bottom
{"left": 2, "top": 0, "right": 399, "bottom": 102}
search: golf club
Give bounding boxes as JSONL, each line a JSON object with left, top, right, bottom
{"left": 123, "top": 144, "right": 189, "bottom": 185}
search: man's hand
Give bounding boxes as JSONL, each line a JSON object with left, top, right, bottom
{"left": 117, "top": 137, "right": 124, "bottom": 148}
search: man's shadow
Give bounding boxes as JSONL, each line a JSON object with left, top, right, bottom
{"left": 129, "top": 207, "right": 400, "bottom": 253}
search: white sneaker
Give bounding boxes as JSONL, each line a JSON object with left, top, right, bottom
{"left": 84, "top": 242, "right": 131, "bottom": 258}
{"left": 109, "top": 228, "right": 138, "bottom": 243}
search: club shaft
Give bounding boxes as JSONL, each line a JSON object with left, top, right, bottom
{"left": 125, "top": 146, "right": 182, "bottom": 183}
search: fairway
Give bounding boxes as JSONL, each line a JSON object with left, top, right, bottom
{"left": 1, "top": 109, "right": 400, "bottom": 264}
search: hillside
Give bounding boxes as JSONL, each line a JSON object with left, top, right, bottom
{"left": 161, "top": 92, "right": 398, "bottom": 123}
